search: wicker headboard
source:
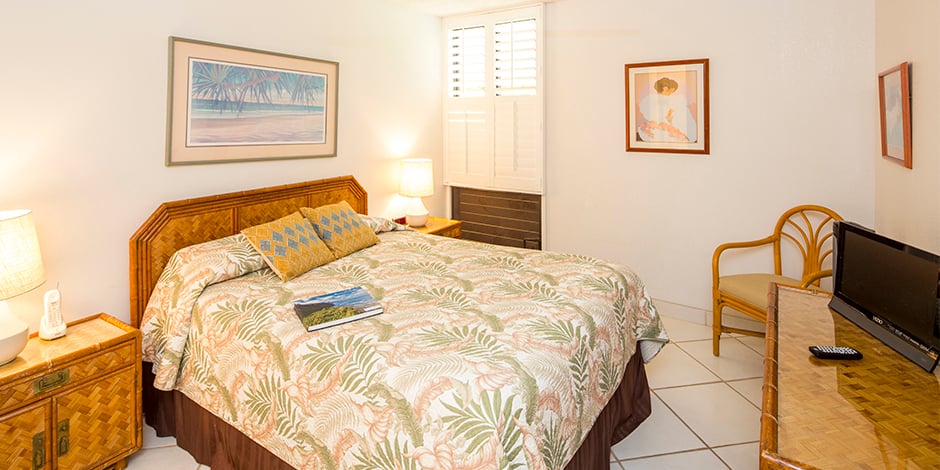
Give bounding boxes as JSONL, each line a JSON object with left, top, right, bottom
{"left": 129, "top": 175, "right": 368, "bottom": 327}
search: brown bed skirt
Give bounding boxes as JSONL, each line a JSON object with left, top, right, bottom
{"left": 142, "top": 351, "right": 651, "bottom": 469}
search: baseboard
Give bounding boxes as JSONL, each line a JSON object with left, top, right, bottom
{"left": 651, "top": 298, "right": 708, "bottom": 325}
{"left": 652, "top": 298, "right": 765, "bottom": 334}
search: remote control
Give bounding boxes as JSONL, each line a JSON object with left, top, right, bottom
{"left": 808, "top": 345, "right": 862, "bottom": 360}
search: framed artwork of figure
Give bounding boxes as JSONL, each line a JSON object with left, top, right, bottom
{"left": 625, "top": 58, "right": 709, "bottom": 154}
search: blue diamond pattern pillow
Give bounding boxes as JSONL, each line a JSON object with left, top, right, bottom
{"left": 301, "top": 201, "right": 379, "bottom": 258}
{"left": 240, "top": 211, "right": 334, "bottom": 281}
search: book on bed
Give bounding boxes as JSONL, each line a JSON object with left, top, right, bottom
{"left": 293, "top": 286, "right": 383, "bottom": 331}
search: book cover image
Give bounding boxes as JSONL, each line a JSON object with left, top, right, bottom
{"left": 294, "top": 286, "right": 383, "bottom": 331}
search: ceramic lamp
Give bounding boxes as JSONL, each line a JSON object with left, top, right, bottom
{"left": 0, "top": 210, "right": 45, "bottom": 365}
{"left": 399, "top": 158, "right": 434, "bottom": 227}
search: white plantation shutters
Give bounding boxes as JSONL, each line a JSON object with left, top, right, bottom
{"left": 494, "top": 18, "right": 537, "bottom": 97}
{"left": 446, "top": 109, "right": 492, "bottom": 187}
{"left": 446, "top": 24, "right": 491, "bottom": 187}
{"left": 443, "top": 6, "right": 544, "bottom": 194}
{"left": 448, "top": 26, "right": 485, "bottom": 98}
{"left": 493, "top": 98, "right": 540, "bottom": 191}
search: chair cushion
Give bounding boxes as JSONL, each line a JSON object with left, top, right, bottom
{"left": 718, "top": 273, "right": 801, "bottom": 309}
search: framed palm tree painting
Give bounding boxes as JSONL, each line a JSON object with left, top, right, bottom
{"left": 166, "top": 37, "right": 338, "bottom": 165}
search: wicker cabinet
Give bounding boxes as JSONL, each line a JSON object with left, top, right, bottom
{"left": 0, "top": 314, "right": 141, "bottom": 469}
{"left": 761, "top": 286, "right": 940, "bottom": 468}
{"left": 415, "top": 217, "right": 462, "bottom": 239}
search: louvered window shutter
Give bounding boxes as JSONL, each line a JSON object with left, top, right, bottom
{"left": 494, "top": 18, "right": 537, "bottom": 97}
{"left": 448, "top": 26, "right": 485, "bottom": 98}
{"left": 443, "top": 6, "right": 543, "bottom": 195}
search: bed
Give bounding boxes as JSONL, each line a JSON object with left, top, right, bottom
{"left": 130, "top": 175, "right": 668, "bottom": 470}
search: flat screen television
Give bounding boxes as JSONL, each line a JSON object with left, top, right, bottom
{"left": 829, "top": 221, "right": 940, "bottom": 372}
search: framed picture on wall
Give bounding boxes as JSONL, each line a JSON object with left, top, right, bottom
{"left": 166, "top": 37, "right": 338, "bottom": 165}
{"left": 878, "top": 61, "right": 912, "bottom": 169}
{"left": 625, "top": 58, "right": 709, "bottom": 154}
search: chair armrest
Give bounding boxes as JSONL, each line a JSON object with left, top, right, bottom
{"left": 799, "top": 269, "right": 832, "bottom": 288}
{"left": 712, "top": 235, "right": 777, "bottom": 286}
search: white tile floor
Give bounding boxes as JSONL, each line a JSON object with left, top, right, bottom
{"left": 128, "top": 315, "right": 765, "bottom": 470}
{"left": 128, "top": 424, "right": 204, "bottom": 469}
{"left": 610, "top": 315, "right": 764, "bottom": 469}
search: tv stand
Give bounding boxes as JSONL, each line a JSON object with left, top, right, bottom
{"left": 760, "top": 285, "right": 940, "bottom": 469}
{"left": 828, "top": 296, "right": 940, "bottom": 372}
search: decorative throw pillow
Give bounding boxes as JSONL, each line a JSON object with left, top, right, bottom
{"left": 358, "top": 214, "right": 413, "bottom": 234}
{"left": 240, "top": 211, "right": 335, "bottom": 281}
{"left": 301, "top": 201, "right": 380, "bottom": 258}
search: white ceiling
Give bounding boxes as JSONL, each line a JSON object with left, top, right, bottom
{"left": 388, "top": 0, "right": 548, "bottom": 17}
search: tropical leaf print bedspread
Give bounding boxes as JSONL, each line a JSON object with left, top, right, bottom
{"left": 141, "top": 228, "right": 668, "bottom": 470}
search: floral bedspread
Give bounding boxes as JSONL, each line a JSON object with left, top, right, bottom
{"left": 141, "top": 226, "right": 668, "bottom": 470}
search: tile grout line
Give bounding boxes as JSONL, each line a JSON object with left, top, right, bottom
{"left": 650, "top": 378, "right": 725, "bottom": 390}
{"left": 709, "top": 447, "right": 735, "bottom": 470}
{"left": 615, "top": 331, "right": 764, "bottom": 468}
{"left": 617, "top": 383, "right": 759, "bottom": 467}
{"left": 141, "top": 443, "right": 180, "bottom": 450}
{"left": 724, "top": 378, "right": 764, "bottom": 410}
{"left": 649, "top": 389, "right": 711, "bottom": 449}
{"left": 673, "top": 337, "right": 765, "bottom": 382}
{"left": 608, "top": 458, "right": 625, "bottom": 470}
{"left": 618, "top": 446, "right": 711, "bottom": 462}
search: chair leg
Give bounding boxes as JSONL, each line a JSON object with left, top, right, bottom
{"left": 712, "top": 299, "right": 722, "bottom": 356}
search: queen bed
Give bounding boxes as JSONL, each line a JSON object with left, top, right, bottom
{"left": 130, "top": 175, "right": 667, "bottom": 469}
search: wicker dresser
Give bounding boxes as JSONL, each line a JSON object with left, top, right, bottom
{"left": 0, "top": 314, "right": 141, "bottom": 469}
{"left": 761, "top": 285, "right": 940, "bottom": 469}
{"left": 415, "top": 216, "right": 462, "bottom": 238}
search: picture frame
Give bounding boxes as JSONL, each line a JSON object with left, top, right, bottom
{"left": 878, "top": 61, "right": 912, "bottom": 168}
{"left": 625, "top": 58, "right": 709, "bottom": 154}
{"left": 166, "top": 37, "right": 338, "bottom": 166}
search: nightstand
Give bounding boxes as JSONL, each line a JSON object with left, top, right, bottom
{"left": 0, "top": 314, "right": 141, "bottom": 470}
{"left": 415, "top": 216, "right": 462, "bottom": 238}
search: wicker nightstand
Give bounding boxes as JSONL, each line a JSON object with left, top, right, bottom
{"left": 414, "top": 217, "right": 462, "bottom": 238}
{"left": 0, "top": 314, "right": 141, "bottom": 470}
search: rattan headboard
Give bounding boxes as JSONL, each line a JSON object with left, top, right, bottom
{"left": 129, "top": 175, "right": 368, "bottom": 327}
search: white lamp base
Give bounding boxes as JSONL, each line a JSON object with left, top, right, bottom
{"left": 406, "top": 212, "right": 429, "bottom": 227}
{"left": 0, "top": 301, "right": 29, "bottom": 366}
{"left": 405, "top": 197, "right": 429, "bottom": 227}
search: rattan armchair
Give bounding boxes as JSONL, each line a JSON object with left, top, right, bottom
{"left": 712, "top": 205, "right": 842, "bottom": 355}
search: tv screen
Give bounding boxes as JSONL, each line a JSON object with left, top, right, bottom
{"left": 832, "top": 222, "right": 940, "bottom": 351}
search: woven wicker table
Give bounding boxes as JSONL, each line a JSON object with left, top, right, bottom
{"left": 0, "top": 314, "right": 141, "bottom": 469}
{"left": 760, "top": 285, "right": 940, "bottom": 469}
{"left": 414, "top": 216, "right": 462, "bottom": 238}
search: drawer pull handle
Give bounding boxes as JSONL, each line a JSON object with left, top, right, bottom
{"left": 32, "top": 431, "right": 45, "bottom": 470}
{"left": 57, "top": 419, "right": 69, "bottom": 456}
{"left": 34, "top": 369, "right": 70, "bottom": 394}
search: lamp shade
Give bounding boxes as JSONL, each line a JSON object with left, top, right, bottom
{"left": 399, "top": 158, "right": 434, "bottom": 198}
{"left": 0, "top": 210, "right": 45, "bottom": 300}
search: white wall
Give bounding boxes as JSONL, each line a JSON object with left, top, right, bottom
{"left": 2, "top": 0, "right": 885, "bottom": 331}
{"left": 0, "top": 0, "right": 443, "bottom": 330}
{"left": 874, "top": 0, "right": 940, "bottom": 252}
{"left": 543, "top": 0, "right": 877, "bottom": 316}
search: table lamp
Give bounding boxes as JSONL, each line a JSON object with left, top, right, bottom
{"left": 0, "top": 210, "right": 45, "bottom": 365}
{"left": 399, "top": 158, "right": 434, "bottom": 227}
